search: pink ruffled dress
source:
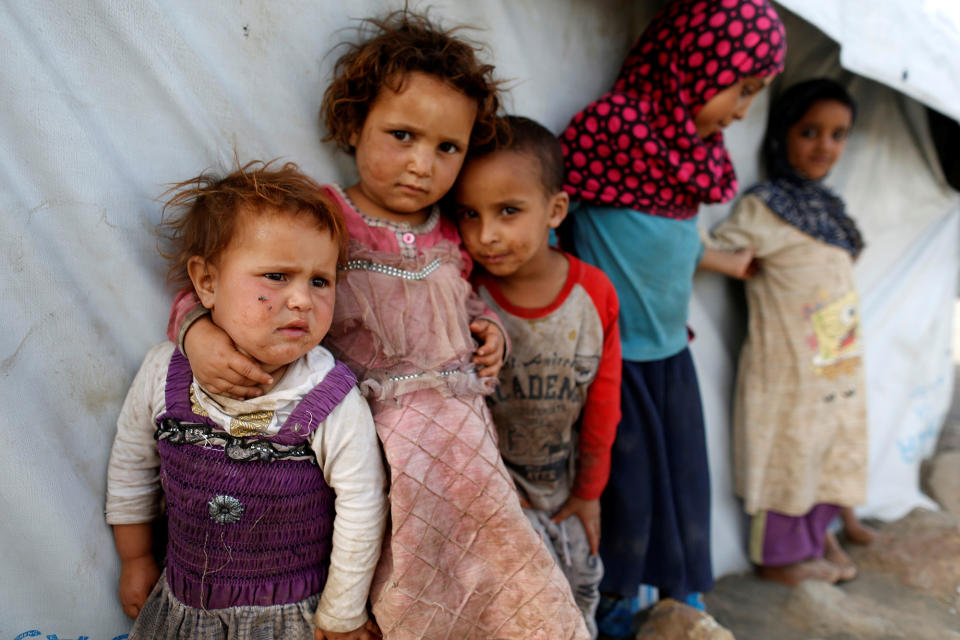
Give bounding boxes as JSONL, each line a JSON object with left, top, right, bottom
{"left": 323, "top": 185, "right": 588, "bottom": 640}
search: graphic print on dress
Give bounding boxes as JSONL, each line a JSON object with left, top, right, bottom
{"left": 803, "top": 289, "right": 862, "bottom": 402}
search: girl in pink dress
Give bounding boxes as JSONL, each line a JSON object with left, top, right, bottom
{"left": 170, "top": 11, "right": 587, "bottom": 640}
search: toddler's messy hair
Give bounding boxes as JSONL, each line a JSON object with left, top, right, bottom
{"left": 321, "top": 9, "right": 501, "bottom": 152}
{"left": 467, "top": 115, "right": 564, "bottom": 196}
{"left": 157, "top": 160, "right": 347, "bottom": 289}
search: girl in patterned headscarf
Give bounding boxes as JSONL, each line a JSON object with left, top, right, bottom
{"left": 704, "top": 78, "right": 873, "bottom": 587}
{"left": 559, "top": 0, "right": 786, "bottom": 634}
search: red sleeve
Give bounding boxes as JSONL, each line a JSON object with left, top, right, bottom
{"left": 571, "top": 262, "right": 622, "bottom": 501}
{"left": 166, "top": 289, "right": 202, "bottom": 348}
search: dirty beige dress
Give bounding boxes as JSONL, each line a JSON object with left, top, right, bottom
{"left": 708, "top": 194, "right": 868, "bottom": 516}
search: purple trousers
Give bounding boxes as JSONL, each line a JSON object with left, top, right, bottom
{"left": 749, "top": 503, "right": 842, "bottom": 566}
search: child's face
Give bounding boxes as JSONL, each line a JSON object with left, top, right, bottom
{"left": 454, "top": 150, "right": 567, "bottom": 279}
{"left": 694, "top": 75, "right": 773, "bottom": 139}
{"left": 786, "top": 99, "right": 853, "bottom": 180}
{"left": 348, "top": 72, "right": 478, "bottom": 223}
{"left": 190, "top": 208, "right": 338, "bottom": 374}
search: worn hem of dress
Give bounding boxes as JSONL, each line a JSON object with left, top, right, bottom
{"left": 129, "top": 569, "right": 319, "bottom": 640}
{"left": 742, "top": 490, "right": 867, "bottom": 518}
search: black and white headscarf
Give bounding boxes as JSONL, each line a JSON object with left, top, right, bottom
{"left": 747, "top": 174, "right": 863, "bottom": 258}
{"left": 754, "top": 77, "right": 864, "bottom": 258}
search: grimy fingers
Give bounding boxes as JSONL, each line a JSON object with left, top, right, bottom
{"left": 476, "top": 364, "right": 502, "bottom": 378}
{"left": 220, "top": 381, "right": 263, "bottom": 400}
{"left": 586, "top": 523, "right": 600, "bottom": 555}
{"left": 473, "top": 352, "right": 497, "bottom": 366}
{"left": 230, "top": 358, "right": 273, "bottom": 385}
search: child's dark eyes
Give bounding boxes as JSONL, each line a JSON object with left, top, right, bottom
{"left": 456, "top": 208, "right": 478, "bottom": 220}
{"left": 390, "top": 130, "right": 412, "bottom": 142}
{"left": 798, "top": 127, "right": 849, "bottom": 141}
{"left": 501, "top": 206, "right": 519, "bottom": 216}
{"left": 438, "top": 141, "right": 460, "bottom": 154}
{"left": 264, "top": 273, "right": 329, "bottom": 288}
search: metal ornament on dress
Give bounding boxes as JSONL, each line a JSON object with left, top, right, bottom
{"left": 208, "top": 494, "right": 244, "bottom": 524}
{"left": 155, "top": 418, "right": 316, "bottom": 463}
{"left": 341, "top": 258, "right": 443, "bottom": 280}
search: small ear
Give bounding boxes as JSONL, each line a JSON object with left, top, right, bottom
{"left": 187, "top": 256, "right": 217, "bottom": 309}
{"left": 547, "top": 191, "right": 569, "bottom": 230}
{"left": 348, "top": 128, "right": 360, "bottom": 149}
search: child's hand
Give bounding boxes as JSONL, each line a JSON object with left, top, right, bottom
{"left": 470, "top": 319, "right": 505, "bottom": 378}
{"left": 728, "top": 247, "right": 760, "bottom": 279}
{"left": 315, "top": 619, "right": 383, "bottom": 640}
{"left": 699, "top": 246, "right": 759, "bottom": 280}
{"left": 552, "top": 496, "right": 601, "bottom": 556}
{"left": 183, "top": 316, "right": 272, "bottom": 399}
{"left": 516, "top": 488, "right": 532, "bottom": 509}
{"left": 118, "top": 554, "right": 160, "bottom": 619}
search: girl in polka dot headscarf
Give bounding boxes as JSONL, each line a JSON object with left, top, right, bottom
{"left": 559, "top": 0, "right": 785, "bottom": 633}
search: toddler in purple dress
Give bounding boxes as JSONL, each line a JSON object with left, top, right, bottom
{"left": 105, "top": 161, "right": 387, "bottom": 639}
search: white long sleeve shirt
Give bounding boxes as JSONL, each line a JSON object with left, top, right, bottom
{"left": 105, "top": 342, "right": 388, "bottom": 632}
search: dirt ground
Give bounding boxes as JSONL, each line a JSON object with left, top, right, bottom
{"left": 704, "top": 506, "right": 960, "bottom": 639}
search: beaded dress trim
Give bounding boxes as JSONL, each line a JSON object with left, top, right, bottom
{"left": 330, "top": 183, "right": 439, "bottom": 259}
{"left": 388, "top": 368, "right": 463, "bottom": 383}
{"left": 154, "top": 418, "right": 316, "bottom": 463}
{"left": 341, "top": 258, "right": 443, "bottom": 281}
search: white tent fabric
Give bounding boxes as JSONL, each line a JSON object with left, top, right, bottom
{"left": 1, "top": 1, "right": 957, "bottom": 637}
{"left": 777, "top": 0, "right": 960, "bottom": 123}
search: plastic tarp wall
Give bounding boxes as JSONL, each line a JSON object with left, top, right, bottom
{"left": 776, "top": 0, "right": 960, "bottom": 123}
{"left": 1, "top": 1, "right": 957, "bottom": 637}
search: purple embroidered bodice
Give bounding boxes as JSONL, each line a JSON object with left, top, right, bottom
{"left": 155, "top": 350, "right": 356, "bottom": 609}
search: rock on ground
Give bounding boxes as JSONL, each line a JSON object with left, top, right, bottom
{"left": 634, "top": 599, "right": 734, "bottom": 640}
{"left": 853, "top": 507, "right": 960, "bottom": 600}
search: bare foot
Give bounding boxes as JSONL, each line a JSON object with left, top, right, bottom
{"left": 755, "top": 559, "right": 841, "bottom": 586}
{"left": 841, "top": 507, "right": 879, "bottom": 545}
{"left": 824, "top": 531, "right": 857, "bottom": 582}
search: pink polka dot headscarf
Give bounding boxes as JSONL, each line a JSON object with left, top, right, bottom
{"left": 560, "top": 0, "right": 786, "bottom": 219}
